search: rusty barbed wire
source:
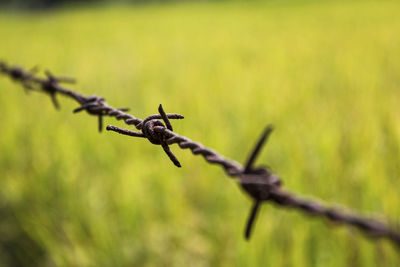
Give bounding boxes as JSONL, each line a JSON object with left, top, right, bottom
{"left": 1, "top": 61, "right": 399, "bottom": 248}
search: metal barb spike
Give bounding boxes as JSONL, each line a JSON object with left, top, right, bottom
{"left": 157, "top": 104, "right": 181, "bottom": 167}
{"left": 45, "top": 70, "right": 75, "bottom": 84}
{"left": 242, "top": 125, "right": 275, "bottom": 240}
{"left": 161, "top": 141, "right": 181, "bottom": 167}
{"left": 98, "top": 115, "right": 103, "bottom": 132}
{"left": 106, "top": 125, "right": 145, "bottom": 138}
{"left": 50, "top": 93, "right": 60, "bottom": 110}
{"left": 159, "top": 104, "right": 173, "bottom": 131}
{"left": 245, "top": 125, "right": 274, "bottom": 173}
{"left": 245, "top": 200, "right": 261, "bottom": 240}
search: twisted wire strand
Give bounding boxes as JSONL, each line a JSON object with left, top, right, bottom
{"left": 1, "top": 61, "right": 399, "bottom": 248}
{"left": 268, "top": 188, "right": 400, "bottom": 244}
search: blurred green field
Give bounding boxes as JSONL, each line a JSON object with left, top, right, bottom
{"left": 1, "top": 0, "right": 400, "bottom": 266}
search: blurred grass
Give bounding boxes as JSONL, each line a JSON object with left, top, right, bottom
{"left": 0, "top": 0, "right": 400, "bottom": 266}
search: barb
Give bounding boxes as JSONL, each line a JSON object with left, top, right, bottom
{"left": 1, "top": 60, "right": 400, "bottom": 249}
{"left": 107, "top": 104, "right": 184, "bottom": 167}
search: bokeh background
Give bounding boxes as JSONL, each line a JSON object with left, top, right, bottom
{"left": 1, "top": 0, "right": 400, "bottom": 266}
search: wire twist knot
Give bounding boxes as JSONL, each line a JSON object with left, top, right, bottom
{"left": 74, "top": 95, "right": 105, "bottom": 114}
{"left": 10, "top": 67, "right": 25, "bottom": 80}
{"left": 41, "top": 71, "right": 75, "bottom": 109}
{"left": 73, "top": 96, "right": 129, "bottom": 132}
{"left": 240, "top": 167, "right": 281, "bottom": 201}
{"left": 141, "top": 118, "right": 169, "bottom": 145}
{"left": 107, "top": 104, "right": 184, "bottom": 167}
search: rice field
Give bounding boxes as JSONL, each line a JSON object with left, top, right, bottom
{"left": 0, "top": 1, "right": 400, "bottom": 266}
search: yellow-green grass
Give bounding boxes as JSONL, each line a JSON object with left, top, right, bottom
{"left": 0, "top": 1, "right": 400, "bottom": 266}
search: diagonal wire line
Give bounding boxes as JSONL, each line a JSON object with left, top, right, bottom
{"left": 1, "top": 60, "right": 399, "bottom": 248}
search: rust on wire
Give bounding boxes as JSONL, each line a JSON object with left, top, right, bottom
{"left": 107, "top": 104, "right": 184, "bottom": 167}
{"left": 1, "top": 60, "right": 400, "bottom": 248}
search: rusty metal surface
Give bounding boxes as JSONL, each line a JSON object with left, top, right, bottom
{"left": 1, "top": 61, "right": 399, "bottom": 248}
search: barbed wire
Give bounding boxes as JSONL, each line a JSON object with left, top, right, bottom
{"left": 1, "top": 60, "right": 399, "bottom": 248}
